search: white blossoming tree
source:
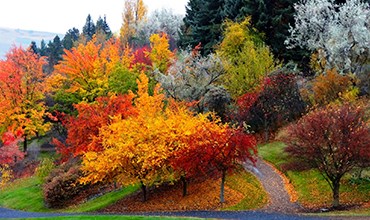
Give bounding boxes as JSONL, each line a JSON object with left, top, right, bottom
{"left": 156, "top": 48, "right": 230, "bottom": 117}
{"left": 286, "top": 0, "right": 370, "bottom": 75}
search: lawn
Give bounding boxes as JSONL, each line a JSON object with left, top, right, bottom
{"left": 259, "top": 142, "right": 370, "bottom": 211}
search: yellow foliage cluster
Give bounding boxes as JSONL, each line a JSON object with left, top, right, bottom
{"left": 80, "top": 73, "right": 229, "bottom": 187}
{"left": 217, "top": 17, "right": 277, "bottom": 98}
{"left": 149, "top": 33, "right": 174, "bottom": 73}
{"left": 0, "top": 165, "right": 13, "bottom": 189}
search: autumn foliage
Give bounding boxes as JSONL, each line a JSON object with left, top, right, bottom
{"left": 80, "top": 73, "right": 257, "bottom": 202}
{"left": 54, "top": 93, "right": 137, "bottom": 160}
{"left": 283, "top": 103, "right": 370, "bottom": 208}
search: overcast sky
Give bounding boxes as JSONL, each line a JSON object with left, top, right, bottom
{"left": 0, "top": 0, "right": 188, "bottom": 34}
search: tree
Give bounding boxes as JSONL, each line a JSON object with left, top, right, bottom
{"left": 134, "top": 9, "right": 184, "bottom": 49}
{"left": 301, "top": 69, "right": 357, "bottom": 106}
{"left": 95, "top": 16, "right": 113, "bottom": 40}
{"left": 50, "top": 37, "right": 131, "bottom": 105}
{"left": 45, "top": 35, "right": 64, "bottom": 74}
{"left": 0, "top": 46, "right": 50, "bottom": 152}
{"left": 156, "top": 47, "right": 228, "bottom": 115}
{"left": 62, "top": 28, "right": 80, "bottom": 50}
{"left": 81, "top": 73, "right": 257, "bottom": 203}
{"left": 53, "top": 94, "right": 137, "bottom": 160}
{"left": 0, "top": 130, "right": 24, "bottom": 166}
{"left": 82, "top": 14, "right": 96, "bottom": 41}
{"left": 286, "top": 0, "right": 370, "bottom": 75}
{"left": 217, "top": 17, "right": 276, "bottom": 98}
{"left": 283, "top": 103, "right": 370, "bottom": 208}
{"left": 179, "top": 0, "right": 225, "bottom": 55}
{"left": 223, "top": 0, "right": 309, "bottom": 67}
{"left": 120, "top": 0, "right": 148, "bottom": 46}
{"left": 148, "top": 33, "right": 174, "bottom": 73}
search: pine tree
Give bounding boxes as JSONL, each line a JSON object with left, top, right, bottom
{"left": 62, "top": 28, "right": 80, "bottom": 50}
{"left": 179, "top": 0, "right": 225, "bottom": 55}
{"left": 39, "top": 40, "right": 47, "bottom": 56}
{"left": 96, "top": 16, "right": 112, "bottom": 39}
{"left": 82, "top": 14, "right": 96, "bottom": 41}
{"left": 223, "top": 0, "right": 309, "bottom": 68}
{"left": 45, "top": 35, "right": 63, "bottom": 74}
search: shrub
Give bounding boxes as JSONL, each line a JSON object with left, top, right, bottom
{"left": 35, "top": 158, "right": 55, "bottom": 183}
{"left": 43, "top": 161, "right": 91, "bottom": 208}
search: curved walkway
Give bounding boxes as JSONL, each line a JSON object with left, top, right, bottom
{"left": 244, "top": 158, "right": 302, "bottom": 214}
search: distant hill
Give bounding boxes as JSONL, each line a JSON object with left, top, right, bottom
{"left": 0, "top": 27, "right": 62, "bottom": 59}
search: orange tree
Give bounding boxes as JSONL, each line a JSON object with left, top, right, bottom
{"left": 283, "top": 103, "right": 370, "bottom": 208}
{"left": 0, "top": 46, "right": 50, "bottom": 152}
{"left": 80, "top": 73, "right": 257, "bottom": 202}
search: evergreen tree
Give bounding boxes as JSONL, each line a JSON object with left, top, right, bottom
{"left": 29, "top": 41, "right": 38, "bottom": 54}
{"left": 62, "top": 28, "right": 80, "bottom": 50}
{"left": 45, "top": 35, "right": 63, "bottom": 74}
{"left": 39, "top": 40, "right": 47, "bottom": 56}
{"left": 96, "top": 16, "right": 112, "bottom": 39}
{"left": 82, "top": 14, "right": 96, "bottom": 41}
{"left": 179, "top": 0, "right": 225, "bottom": 55}
{"left": 223, "top": 0, "right": 309, "bottom": 69}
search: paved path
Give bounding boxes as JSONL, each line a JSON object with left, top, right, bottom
{"left": 244, "top": 158, "right": 302, "bottom": 214}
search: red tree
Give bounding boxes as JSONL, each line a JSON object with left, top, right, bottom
{"left": 54, "top": 94, "right": 137, "bottom": 160}
{"left": 283, "top": 103, "right": 370, "bottom": 208}
{"left": 0, "top": 130, "right": 24, "bottom": 165}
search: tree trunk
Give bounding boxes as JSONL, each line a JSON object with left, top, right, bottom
{"left": 220, "top": 170, "right": 226, "bottom": 203}
{"left": 181, "top": 175, "right": 187, "bottom": 197}
{"left": 23, "top": 136, "right": 27, "bottom": 153}
{"left": 332, "top": 179, "right": 340, "bottom": 208}
{"left": 141, "top": 181, "right": 147, "bottom": 202}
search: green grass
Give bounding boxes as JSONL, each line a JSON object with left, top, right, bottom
{"left": 258, "top": 141, "right": 370, "bottom": 213}
{"left": 0, "top": 176, "right": 49, "bottom": 212}
{"left": 0, "top": 176, "right": 139, "bottom": 213}
{"left": 64, "top": 185, "right": 139, "bottom": 212}
{"left": 223, "top": 170, "right": 268, "bottom": 210}
{"left": 258, "top": 142, "right": 289, "bottom": 170}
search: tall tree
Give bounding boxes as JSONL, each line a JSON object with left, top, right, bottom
{"left": 95, "top": 16, "right": 112, "bottom": 40}
{"left": 216, "top": 17, "right": 276, "bottom": 98}
{"left": 179, "top": 0, "right": 225, "bottom": 55}
{"left": 223, "top": 0, "right": 309, "bottom": 67}
{"left": 286, "top": 0, "right": 370, "bottom": 75}
{"left": 62, "top": 28, "right": 80, "bottom": 50}
{"left": 82, "top": 14, "right": 96, "bottom": 41}
{"left": 120, "top": 0, "right": 147, "bottom": 46}
{"left": 0, "top": 47, "right": 50, "bottom": 152}
{"left": 283, "top": 103, "right": 370, "bottom": 208}
{"left": 45, "top": 35, "right": 63, "bottom": 74}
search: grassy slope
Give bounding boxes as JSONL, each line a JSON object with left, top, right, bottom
{"left": 0, "top": 176, "right": 138, "bottom": 213}
{"left": 0, "top": 170, "right": 267, "bottom": 213}
{"left": 259, "top": 142, "right": 370, "bottom": 214}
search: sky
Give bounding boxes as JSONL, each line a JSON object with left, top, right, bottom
{"left": 0, "top": 0, "right": 188, "bottom": 34}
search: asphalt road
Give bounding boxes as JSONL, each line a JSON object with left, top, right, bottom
{"left": 0, "top": 207, "right": 329, "bottom": 219}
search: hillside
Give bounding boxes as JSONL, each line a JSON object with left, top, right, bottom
{"left": 0, "top": 27, "right": 61, "bottom": 58}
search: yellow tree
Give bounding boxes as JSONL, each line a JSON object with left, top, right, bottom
{"left": 0, "top": 46, "right": 50, "bottom": 152}
{"left": 120, "top": 0, "right": 147, "bottom": 46}
{"left": 149, "top": 33, "right": 174, "bottom": 73}
{"left": 217, "top": 17, "right": 276, "bottom": 98}
{"left": 81, "top": 73, "right": 258, "bottom": 202}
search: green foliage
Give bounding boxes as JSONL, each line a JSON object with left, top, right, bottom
{"left": 35, "top": 158, "right": 56, "bottom": 183}
{"left": 108, "top": 64, "right": 139, "bottom": 95}
{"left": 217, "top": 17, "right": 276, "bottom": 98}
{"left": 223, "top": 0, "right": 309, "bottom": 66}
{"left": 179, "top": 0, "right": 225, "bottom": 55}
